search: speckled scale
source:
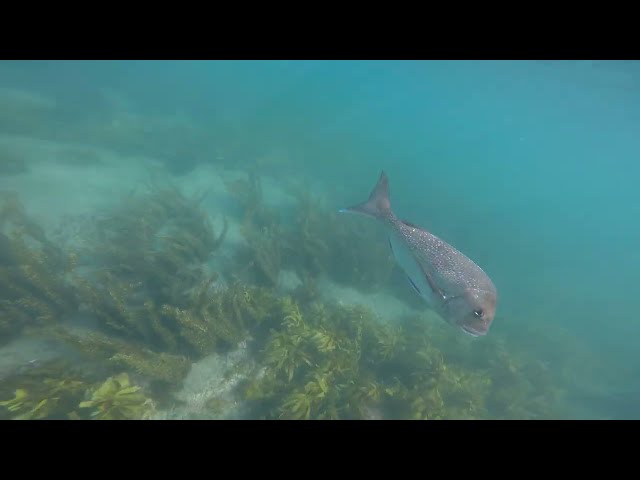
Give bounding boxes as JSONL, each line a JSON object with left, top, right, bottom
{"left": 390, "top": 217, "right": 496, "bottom": 299}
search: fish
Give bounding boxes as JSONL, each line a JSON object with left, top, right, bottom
{"left": 339, "top": 171, "right": 498, "bottom": 337}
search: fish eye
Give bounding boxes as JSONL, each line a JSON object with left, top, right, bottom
{"left": 474, "top": 309, "right": 484, "bottom": 318}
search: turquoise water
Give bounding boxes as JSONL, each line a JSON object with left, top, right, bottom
{"left": 0, "top": 60, "right": 638, "bottom": 420}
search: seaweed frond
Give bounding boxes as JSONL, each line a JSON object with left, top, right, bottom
{"left": 79, "top": 373, "right": 154, "bottom": 420}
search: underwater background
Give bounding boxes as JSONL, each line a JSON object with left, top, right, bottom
{"left": 0, "top": 59, "right": 638, "bottom": 420}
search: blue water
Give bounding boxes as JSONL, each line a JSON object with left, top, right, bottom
{"left": 1, "top": 60, "right": 639, "bottom": 419}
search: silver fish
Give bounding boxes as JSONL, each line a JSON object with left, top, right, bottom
{"left": 339, "top": 171, "right": 498, "bottom": 337}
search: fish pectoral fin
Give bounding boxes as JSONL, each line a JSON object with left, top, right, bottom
{"left": 418, "top": 262, "right": 447, "bottom": 301}
{"left": 406, "top": 275, "right": 422, "bottom": 295}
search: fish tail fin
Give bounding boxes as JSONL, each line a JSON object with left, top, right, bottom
{"left": 339, "top": 171, "right": 393, "bottom": 219}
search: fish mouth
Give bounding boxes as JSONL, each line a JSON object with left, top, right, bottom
{"left": 461, "top": 325, "right": 485, "bottom": 337}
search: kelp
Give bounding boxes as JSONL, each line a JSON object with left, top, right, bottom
{"left": 80, "top": 183, "right": 227, "bottom": 308}
{"left": 236, "top": 223, "right": 283, "bottom": 286}
{"left": 282, "top": 185, "right": 395, "bottom": 292}
{"left": 72, "top": 271, "right": 278, "bottom": 359}
{"left": 0, "top": 192, "right": 78, "bottom": 345}
{"left": 224, "top": 172, "right": 277, "bottom": 230}
{"left": 242, "top": 299, "right": 393, "bottom": 419}
{"left": 58, "top": 183, "right": 242, "bottom": 360}
{"left": 79, "top": 372, "right": 154, "bottom": 420}
{"left": 239, "top": 293, "right": 569, "bottom": 420}
{"left": 0, "top": 359, "right": 90, "bottom": 420}
{"left": 0, "top": 169, "right": 576, "bottom": 421}
{"left": 46, "top": 327, "right": 191, "bottom": 387}
{"left": 227, "top": 174, "right": 395, "bottom": 293}
{"left": 0, "top": 359, "right": 156, "bottom": 421}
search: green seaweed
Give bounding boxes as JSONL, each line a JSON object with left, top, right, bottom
{"left": 282, "top": 186, "right": 395, "bottom": 291}
{"left": 46, "top": 327, "right": 191, "bottom": 388}
{"left": 108, "top": 352, "right": 191, "bottom": 387}
{"left": 238, "top": 291, "right": 569, "bottom": 420}
{"left": 79, "top": 183, "right": 227, "bottom": 306}
{"left": 0, "top": 193, "right": 78, "bottom": 345}
{"left": 0, "top": 359, "right": 90, "bottom": 420}
{"left": 224, "top": 172, "right": 277, "bottom": 230}
{"left": 0, "top": 166, "right": 579, "bottom": 421}
{"left": 236, "top": 223, "right": 284, "bottom": 286}
{"left": 227, "top": 174, "right": 395, "bottom": 294}
{"left": 79, "top": 372, "right": 154, "bottom": 420}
